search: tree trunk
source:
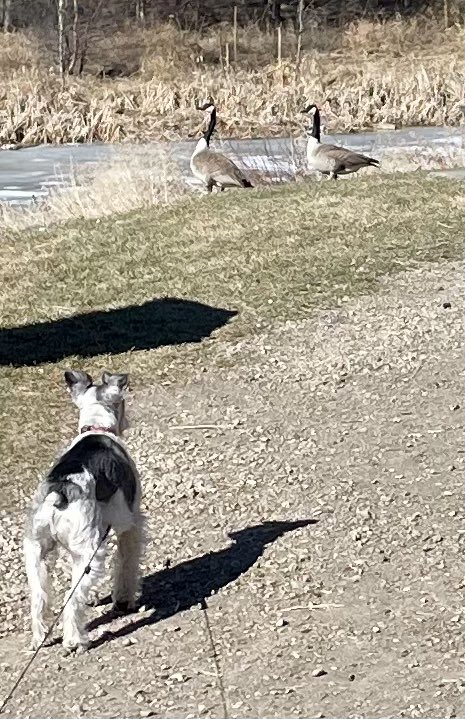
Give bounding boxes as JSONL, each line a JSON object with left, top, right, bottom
{"left": 57, "top": 0, "right": 66, "bottom": 86}
{"left": 443, "top": 0, "right": 449, "bottom": 28}
{"left": 295, "top": 0, "right": 304, "bottom": 69}
{"left": 68, "top": 0, "right": 79, "bottom": 74}
{"left": 233, "top": 5, "right": 237, "bottom": 62}
{"left": 78, "top": 0, "right": 104, "bottom": 77}
{"left": 135, "top": 0, "right": 145, "bottom": 25}
{"left": 270, "top": 0, "right": 282, "bottom": 27}
{"left": 3, "top": 0, "right": 12, "bottom": 33}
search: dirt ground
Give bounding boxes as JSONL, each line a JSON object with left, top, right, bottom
{"left": 0, "top": 261, "right": 463, "bottom": 718}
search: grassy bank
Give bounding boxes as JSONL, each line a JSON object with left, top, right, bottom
{"left": 0, "top": 13, "right": 463, "bottom": 146}
{"left": 0, "top": 173, "right": 462, "bottom": 505}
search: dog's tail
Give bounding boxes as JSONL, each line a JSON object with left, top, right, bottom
{"left": 46, "top": 490, "right": 67, "bottom": 509}
{"left": 45, "top": 481, "right": 83, "bottom": 510}
{"left": 30, "top": 490, "right": 64, "bottom": 536}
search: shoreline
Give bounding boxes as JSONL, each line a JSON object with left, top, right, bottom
{"left": 0, "top": 126, "right": 462, "bottom": 220}
{"left": 0, "top": 120, "right": 463, "bottom": 152}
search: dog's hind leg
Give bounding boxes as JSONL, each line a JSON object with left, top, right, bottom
{"left": 62, "top": 543, "right": 106, "bottom": 653}
{"left": 112, "top": 521, "right": 143, "bottom": 612}
{"left": 24, "top": 536, "right": 55, "bottom": 649}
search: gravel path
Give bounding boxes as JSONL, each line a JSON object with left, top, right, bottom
{"left": 0, "top": 261, "right": 463, "bottom": 718}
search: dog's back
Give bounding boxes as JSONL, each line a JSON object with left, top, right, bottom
{"left": 46, "top": 434, "right": 138, "bottom": 510}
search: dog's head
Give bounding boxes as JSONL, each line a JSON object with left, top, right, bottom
{"left": 64, "top": 370, "right": 129, "bottom": 436}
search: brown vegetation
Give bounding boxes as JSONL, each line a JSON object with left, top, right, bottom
{"left": 0, "top": 7, "right": 462, "bottom": 146}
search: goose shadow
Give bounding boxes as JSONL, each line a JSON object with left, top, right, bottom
{"left": 87, "top": 519, "right": 316, "bottom": 649}
{"left": 0, "top": 297, "right": 237, "bottom": 367}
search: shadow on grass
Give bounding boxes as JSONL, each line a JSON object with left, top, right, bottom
{"left": 0, "top": 297, "right": 237, "bottom": 366}
{"left": 87, "top": 519, "right": 316, "bottom": 649}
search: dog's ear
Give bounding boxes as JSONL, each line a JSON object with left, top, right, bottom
{"left": 101, "top": 372, "right": 129, "bottom": 396}
{"left": 64, "top": 370, "right": 93, "bottom": 397}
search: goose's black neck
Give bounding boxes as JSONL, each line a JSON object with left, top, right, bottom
{"left": 310, "top": 108, "right": 321, "bottom": 142}
{"left": 203, "top": 108, "right": 216, "bottom": 147}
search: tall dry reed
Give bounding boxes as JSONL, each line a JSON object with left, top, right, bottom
{"left": 0, "top": 15, "right": 462, "bottom": 146}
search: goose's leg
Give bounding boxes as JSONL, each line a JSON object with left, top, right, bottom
{"left": 328, "top": 171, "right": 337, "bottom": 181}
{"left": 206, "top": 180, "right": 214, "bottom": 193}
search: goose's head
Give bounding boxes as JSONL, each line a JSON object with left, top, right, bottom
{"left": 301, "top": 103, "right": 321, "bottom": 142}
{"left": 300, "top": 103, "right": 318, "bottom": 117}
{"left": 197, "top": 97, "right": 216, "bottom": 118}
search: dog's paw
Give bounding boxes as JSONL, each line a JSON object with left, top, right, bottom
{"left": 112, "top": 599, "right": 136, "bottom": 615}
{"left": 62, "top": 637, "right": 89, "bottom": 656}
{"left": 86, "top": 588, "right": 103, "bottom": 607}
{"left": 30, "top": 627, "right": 47, "bottom": 651}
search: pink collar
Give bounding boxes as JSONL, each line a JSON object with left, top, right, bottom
{"left": 81, "top": 425, "right": 117, "bottom": 436}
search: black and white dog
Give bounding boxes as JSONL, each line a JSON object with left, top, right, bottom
{"left": 24, "top": 370, "right": 143, "bottom": 653}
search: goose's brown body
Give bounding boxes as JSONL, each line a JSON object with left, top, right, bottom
{"left": 307, "top": 140, "right": 380, "bottom": 177}
{"left": 190, "top": 102, "right": 253, "bottom": 192}
{"left": 303, "top": 104, "right": 380, "bottom": 180}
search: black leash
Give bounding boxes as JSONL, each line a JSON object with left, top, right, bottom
{"left": 0, "top": 526, "right": 111, "bottom": 715}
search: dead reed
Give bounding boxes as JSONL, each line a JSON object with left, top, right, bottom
{"left": 0, "top": 14, "right": 462, "bottom": 146}
{"left": 0, "top": 146, "right": 190, "bottom": 229}
{"left": 0, "top": 132, "right": 461, "bottom": 232}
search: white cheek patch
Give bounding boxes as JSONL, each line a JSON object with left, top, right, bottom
{"left": 77, "top": 386, "right": 98, "bottom": 409}
{"left": 104, "top": 387, "right": 122, "bottom": 398}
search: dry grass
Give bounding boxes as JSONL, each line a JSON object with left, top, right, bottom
{"left": 0, "top": 147, "right": 189, "bottom": 229}
{"left": 0, "top": 173, "right": 462, "bottom": 503}
{"left": 0, "top": 13, "right": 462, "bottom": 146}
{"left": 0, "top": 136, "right": 461, "bottom": 231}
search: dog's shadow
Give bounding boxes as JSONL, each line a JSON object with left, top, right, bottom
{"left": 87, "top": 519, "right": 316, "bottom": 648}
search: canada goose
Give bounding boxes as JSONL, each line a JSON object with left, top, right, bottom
{"left": 301, "top": 104, "right": 380, "bottom": 180}
{"left": 190, "top": 100, "right": 253, "bottom": 192}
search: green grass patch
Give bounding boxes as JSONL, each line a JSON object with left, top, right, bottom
{"left": 0, "top": 173, "right": 462, "bottom": 504}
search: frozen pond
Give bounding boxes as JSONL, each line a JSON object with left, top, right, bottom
{"left": 0, "top": 125, "right": 462, "bottom": 204}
